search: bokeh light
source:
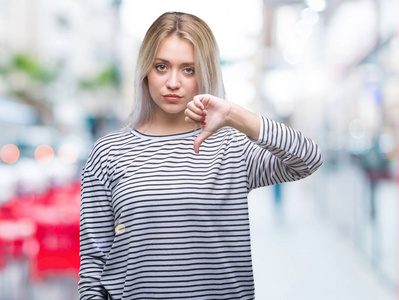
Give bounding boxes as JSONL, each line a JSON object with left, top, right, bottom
{"left": 0, "top": 144, "right": 20, "bottom": 164}
{"left": 34, "top": 145, "right": 54, "bottom": 164}
{"left": 306, "top": 0, "right": 327, "bottom": 12}
{"left": 301, "top": 8, "right": 319, "bottom": 25}
{"left": 58, "top": 144, "right": 79, "bottom": 164}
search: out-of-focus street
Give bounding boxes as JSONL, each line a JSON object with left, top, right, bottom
{"left": 1, "top": 0, "right": 398, "bottom": 299}
{"left": 250, "top": 171, "right": 397, "bottom": 300}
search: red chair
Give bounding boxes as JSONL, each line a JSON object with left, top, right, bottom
{"left": 30, "top": 221, "right": 80, "bottom": 280}
{"left": 0, "top": 180, "right": 81, "bottom": 281}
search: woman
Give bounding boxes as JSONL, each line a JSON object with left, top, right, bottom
{"left": 79, "top": 12, "right": 323, "bottom": 300}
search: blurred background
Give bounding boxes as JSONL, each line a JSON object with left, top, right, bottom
{"left": 0, "top": 0, "right": 398, "bottom": 299}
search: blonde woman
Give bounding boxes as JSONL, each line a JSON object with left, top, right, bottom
{"left": 79, "top": 12, "right": 323, "bottom": 300}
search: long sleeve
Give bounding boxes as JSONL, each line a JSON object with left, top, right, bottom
{"left": 78, "top": 167, "right": 115, "bottom": 299}
{"left": 244, "top": 115, "right": 323, "bottom": 190}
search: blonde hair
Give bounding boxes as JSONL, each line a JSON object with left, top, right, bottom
{"left": 127, "top": 12, "right": 225, "bottom": 128}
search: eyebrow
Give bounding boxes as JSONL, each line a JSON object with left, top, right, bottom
{"left": 154, "top": 58, "right": 195, "bottom": 67}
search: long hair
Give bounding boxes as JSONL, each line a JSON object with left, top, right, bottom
{"left": 126, "top": 12, "right": 225, "bottom": 128}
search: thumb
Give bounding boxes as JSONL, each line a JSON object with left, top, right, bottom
{"left": 193, "top": 130, "right": 213, "bottom": 154}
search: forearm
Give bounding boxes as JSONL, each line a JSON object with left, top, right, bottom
{"left": 257, "top": 116, "right": 322, "bottom": 178}
{"left": 79, "top": 260, "right": 108, "bottom": 300}
{"left": 79, "top": 169, "right": 114, "bottom": 299}
{"left": 245, "top": 116, "right": 323, "bottom": 189}
{"left": 226, "top": 103, "right": 260, "bottom": 141}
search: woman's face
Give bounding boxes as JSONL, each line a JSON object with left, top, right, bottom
{"left": 147, "top": 35, "right": 199, "bottom": 120}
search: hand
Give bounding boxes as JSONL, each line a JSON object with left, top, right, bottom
{"left": 185, "top": 94, "right": 233, "bottom": 153}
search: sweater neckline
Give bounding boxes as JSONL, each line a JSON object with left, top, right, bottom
{"left": 132, "top": 127, "right": 202, "bottom": 141}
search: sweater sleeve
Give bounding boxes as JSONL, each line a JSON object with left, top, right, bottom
{"left": 78, "top": 161, "right": 115, "bottom": 299}
{"left": 244, "top": 115, "right": 323, "bottom": 190}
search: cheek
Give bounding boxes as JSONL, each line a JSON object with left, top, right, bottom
{"left": 148, "top": 68, "right": 165, "bottom": 83}
{"left": 189, "top": 78, "right": 199, "bottom": 94}
{"left": 147, "top": 73, "right": 162, "bottom": 96}
{"left": 147, "top": 73, "right": 156, "bottom": 89}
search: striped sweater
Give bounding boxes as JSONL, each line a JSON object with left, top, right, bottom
{"left": 78, "top": 115, "right": 322, "bottom": 300}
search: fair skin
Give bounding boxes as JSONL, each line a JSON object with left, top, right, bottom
{"left": 140, "top": 35, "right": 198, "bottom": 135}
{"left": 140, "top": 35, "right": 260, "bottom": 153}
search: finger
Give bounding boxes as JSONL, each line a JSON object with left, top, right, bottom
{"left": 186, "top": 101, "right": 204, "bottom": 115}
{"left": 193, "top": 130, "right": 212, "bottom": 154}
{"left": 194, "top": 94, "right": 211, "bottom": 108}
{"left": 184, "top": 116, "right": 204, "bottom": 125}
{"left": 185, "top": 108, "right": 206, "bottom": 123}
{"left": 193, "top": 95, "right": 209, "bottom": 109}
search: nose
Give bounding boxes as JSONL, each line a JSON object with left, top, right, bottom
{"left": 166, "top": 70, "right": 181, "bottom": 90}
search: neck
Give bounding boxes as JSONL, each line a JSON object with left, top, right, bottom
{"left": 137, "top": 112, "right": 197, "bottom": 135}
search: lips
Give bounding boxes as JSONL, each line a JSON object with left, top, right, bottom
{"left": 163, "top": 94, "right": 182, "bottom": 102}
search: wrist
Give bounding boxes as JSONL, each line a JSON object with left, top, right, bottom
{"left": 227, "top": 103, "right": 260, "bottom": 141}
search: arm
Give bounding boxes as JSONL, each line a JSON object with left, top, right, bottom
{"left": 244, "top": 115, "right": 323, "bottom": 189}
{"left": 79, "top": 168, "right": 115, "bottom": 300}
{"left": 185, "top": 94, "right": 323, "bottom": 186}
{"left": 225, "top": 103, "right": 259, "bottom": 141}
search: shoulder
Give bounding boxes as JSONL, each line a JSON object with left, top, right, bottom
{"left": 92, "top": 129, "right": 130, "bottom": 154}
{"left": 84, "top": 128, "right": 133, "bottom": 171}
{"left": 93, "top": 128, "right": 131, "bottom": 149}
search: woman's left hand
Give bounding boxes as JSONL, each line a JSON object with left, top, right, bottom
{"left": 185, "top": 94, "right": 233, "bottom": 153}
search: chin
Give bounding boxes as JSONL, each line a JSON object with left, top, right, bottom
{"left": 161, "top": 105, "right": 185, "bottom": 115}
{"left": 165, "top": 110, "right": 185, "bottom": 115}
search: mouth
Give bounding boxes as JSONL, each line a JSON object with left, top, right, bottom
{"left": 163, "top": 94, "right": 182, "bottom": 102}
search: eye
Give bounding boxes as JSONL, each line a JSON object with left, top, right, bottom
{"left": 155, "top": 64, "right": 167, "bottom": 72}
{"left": 184, "top": 67, "right": 195, "bottom": 75}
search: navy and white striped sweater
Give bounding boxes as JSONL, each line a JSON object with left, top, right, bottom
{"left": 78, "top": 115, "right": 322, "bottom": 300}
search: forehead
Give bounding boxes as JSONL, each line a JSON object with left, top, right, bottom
{"left": 156, "top": 35, "right": 195, "bottom": 62}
